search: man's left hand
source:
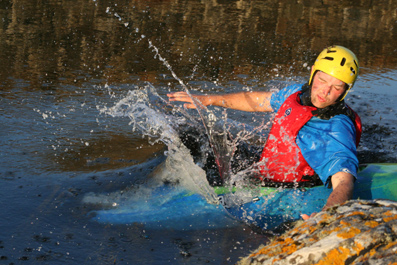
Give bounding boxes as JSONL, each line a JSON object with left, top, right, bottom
{"left": 301, "top": 213, "right": 317, "bottom": 220}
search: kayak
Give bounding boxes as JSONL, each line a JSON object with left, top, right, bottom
{"left": 89, "top": 185, "right": 240, "bottom": 230}
{"left": 216, "top": 163, "right": 397, "bottom": 230}
{"left": 89, "top": 163, "right": 397, "bottom": 230}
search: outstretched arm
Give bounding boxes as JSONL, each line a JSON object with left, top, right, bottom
{"left": 302, "top": 171, "right": 355, "bottom": 220}
{"left": 167, "top": 91, "right": 274, "bottom": 112}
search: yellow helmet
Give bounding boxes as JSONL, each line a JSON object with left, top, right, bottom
{"left": 309, "top": 45, "right": 359, "bottom": 100}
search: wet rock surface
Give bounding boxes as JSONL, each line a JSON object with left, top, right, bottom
{"left": 239, "top": 199, "right": 397, "bottom": 265}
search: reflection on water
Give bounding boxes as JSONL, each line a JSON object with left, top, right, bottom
{"left": 0, "top": 0, "right": 396, "bottom": 91}
{"left": 54, "top": 134, "right": 165, "bottom": 172}
{"left": 0, "top": 0, "right": 396, "bottom": 264}
{"left": 1, "top": 0, "right": 396, "bottom": 172}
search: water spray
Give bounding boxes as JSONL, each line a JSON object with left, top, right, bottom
{"left": 103, "top": 4, "right": 264, "bottom": 187}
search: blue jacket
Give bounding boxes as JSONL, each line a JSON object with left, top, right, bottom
{"left": 270, "top": 84, "right": 359, "bottom": 186}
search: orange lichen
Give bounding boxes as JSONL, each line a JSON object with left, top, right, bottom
{"left": 383, "top": 214, "right": 397, "bottom": 223}
{"left": 249, "top": 246, "right": 273, "bottom": 257}
{"left": 319, "top": 212, "right": 333, "bottom": 221}
{"left": 242, "top": 201, "right": 397, "bottom": 265}
{"left": 280, "top": 238, "right": 298, "bottom": 255}
{"left": 383, "top": 210, "right": 394, "bottom": 216}
{"left": 364, "top": 220, "right": 379, "bottom": 228}
{"left": 340, "top": 211, "right": 366, "bottom": 219}
{"left": 336, "top": 227, "right": 361, "bottom": 239}
{"left": 381, "top": 210, "right": 397, "bottom": 222}
{"left": 249, "top": 237, "right": 299, "bottom": 258}
{"left": 340, "top": 220, "right": 351, "bottom": 227}
{"left": 316, "top": 243, "right": 364, "bottom": 265}
{"left": 346, "top": 211, "right": 366, "bottom": 216}
{"left": 300, "top": 222, "right": 318, "bottom": 234}
{"left": 367, "top": 248, "right": 377, "bottom": 257}
{"left": 328, "top": 220, "right": 358, "bottom": 237}
{"left": 384, "top": 241, "right": 397, "bottom": 250}
{"left": 290, "top": 222, "right": 314, "bottom": 235}
{"left": 316, "top": 247, "right": 352, "bottom": 265}
{"left": 356, "top": 248, "right": 377, "bottom": 261}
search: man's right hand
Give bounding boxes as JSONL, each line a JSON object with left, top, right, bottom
{"left": 167, "top": 92, "right": 205, "bottom": 109}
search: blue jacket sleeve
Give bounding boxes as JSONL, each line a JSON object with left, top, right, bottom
{"left": 270, "top": 84, "right": 303, "bottom": 112}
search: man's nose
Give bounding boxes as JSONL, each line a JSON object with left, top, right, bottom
{"left": 321, "top": 85, "right": 332, "bottom": 96}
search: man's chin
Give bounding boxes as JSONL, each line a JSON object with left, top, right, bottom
{"left": 312, "top": 100, "right": 332, "bottom": 109}
{"left": 312, "top": 102, "right": 324, "bottom": 108}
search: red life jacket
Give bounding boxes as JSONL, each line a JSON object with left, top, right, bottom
{"left": 259, "top": 91, "right": 362, "bottom": 183}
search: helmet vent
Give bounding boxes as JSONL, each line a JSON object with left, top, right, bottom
{"left": 353, "top": 60, "right": 358, "bottom": 68}
{"left": 324, "top": 56, "right": 334, "bottom": 61}
{"left": 350, "top": 67, "right": 356, "bottom": 74}
{"left": 340, "top": 58, "right": 346, "bottom": 66}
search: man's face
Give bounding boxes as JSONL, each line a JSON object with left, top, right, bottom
{"left": 310, "top": 71, "right": 347, "bottom": 108}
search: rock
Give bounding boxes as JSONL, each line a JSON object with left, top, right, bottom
{"left": 239, "top": 199, "right": 397, "bottom": 265}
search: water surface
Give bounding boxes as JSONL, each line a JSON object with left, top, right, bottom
{"left": 0, "top": 0, "right": 396, "bottom": 264}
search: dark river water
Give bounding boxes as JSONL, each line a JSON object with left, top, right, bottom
{"left": 0, "top": 0, "right": 396, "bottom": 264}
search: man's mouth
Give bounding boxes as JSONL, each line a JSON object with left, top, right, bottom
{"left": 317, "top": 95, "right": 326, "bottom": 103}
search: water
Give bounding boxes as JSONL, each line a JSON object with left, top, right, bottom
{"left": 1, "top": 0, "right": 397, "bottom": 264}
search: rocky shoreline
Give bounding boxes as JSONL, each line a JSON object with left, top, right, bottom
{"left": 239, "top": 199, "right": 397, "bottom": 265}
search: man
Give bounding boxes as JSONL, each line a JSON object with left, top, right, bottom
{"left": 167, "top": 45, "right": 361, "bottom": 219}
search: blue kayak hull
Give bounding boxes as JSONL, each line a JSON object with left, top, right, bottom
{"left": 90, "top": 186, "right": 240, "bottom": 230}
{"left": 90, "top": 164, "right": 397, "bottom": 230}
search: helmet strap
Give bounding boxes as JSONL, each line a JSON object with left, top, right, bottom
{"left": 337, "top": 85, "right": 349, "bottom": 101}
{"left": 300, "top": 83, "right": 314, "bottom": 107}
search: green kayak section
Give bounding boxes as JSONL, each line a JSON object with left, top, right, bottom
{"left": 214, "top": 163, "right": 397, "bottom": 201}
{"left": 354, "top": 163, "right": 397, "bottom": 200}
{"left": 214, "top": 163, "right": 397, "bottom": 230}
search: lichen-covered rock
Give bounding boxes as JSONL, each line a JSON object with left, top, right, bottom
{"left": 239, "top": 200, "right": 397, "bottom": 265}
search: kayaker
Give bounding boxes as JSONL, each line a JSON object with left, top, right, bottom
{"left": 167, "top": 45, "right": 361, "bottom": 220}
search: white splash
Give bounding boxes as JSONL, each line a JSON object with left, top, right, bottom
{"left": 97, "top": 85, "right": 218, "bottom": 204}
